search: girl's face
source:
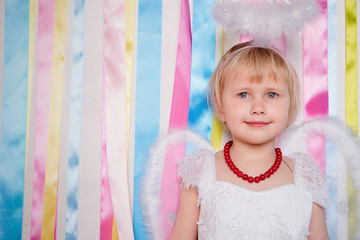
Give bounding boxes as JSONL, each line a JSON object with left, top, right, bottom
{"left": 217, "top": 71, "right": 290, "bottom": 146}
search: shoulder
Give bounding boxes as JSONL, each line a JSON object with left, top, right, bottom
{"left": 177, "top": 149, "right": 215, "bottom": 190}
{"left": 289, "top": 152, "right": 328, "bottom": 207}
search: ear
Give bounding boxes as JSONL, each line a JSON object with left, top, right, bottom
{"left": 214, "top": 97, "right": 226, "bottom": 122}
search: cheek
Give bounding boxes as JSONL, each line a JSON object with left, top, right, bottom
{"left": 272, "top": 99, "right": 290, "bottom": 120}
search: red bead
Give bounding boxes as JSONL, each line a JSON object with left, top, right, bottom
{"left": 254, "top": 177, "right": 260, "bottom": 183}
{"left": 260, "top": 174, "right": 265, "bottom": 180}
{"left": 234, "top": 168, "right": 239, "bottom": 174}
{"left": 271, "top": 166, "right": 277, "bottom": 171}
{"left": 226, "top": 159, "right": 231, "bottom": 164}
{"left": 242, "top": 174, "right": 248, "bottom": 180}
{"left": 269, "top": 168, "right": 274, "bottom": 174}
{"left": 248, "top": 177, "right": 254, "bottom": 183}
{"left": 265, "top": 172, "right": 270, "bottom": 178}
{"left": 230, "top": 164, "right": 236, "bottom": 171}
{"left": 237, "top": 171, "right": 243, "bottom": 177}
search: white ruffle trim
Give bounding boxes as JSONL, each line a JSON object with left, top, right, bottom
{"left": 178, "top": 150, "right": 210, "bottom": 190}
{"left": 291, "top": 152, "right": 328, "bottom": 208}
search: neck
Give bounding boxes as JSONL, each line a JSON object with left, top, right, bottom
{"left": 228, "top": 140, "right": 276, "bottom": 164}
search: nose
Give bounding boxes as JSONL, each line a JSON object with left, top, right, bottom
{"left": 250, "top": 98, "right": 265, "bottom": 115}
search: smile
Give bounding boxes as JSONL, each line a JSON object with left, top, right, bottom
{"left": 245, "top": 121, "right": 269, "bottom": 127}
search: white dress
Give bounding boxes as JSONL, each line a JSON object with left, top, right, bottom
{"left": 178, "top": 149, "right": 328, "bottom": 240}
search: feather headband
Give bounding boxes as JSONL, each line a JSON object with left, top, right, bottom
{"left": 213, "top": 0, "right": 320, "bottom": 46}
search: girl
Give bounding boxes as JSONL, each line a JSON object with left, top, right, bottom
{"left": 169, "top": 42, "right": 329, "bottom": 239}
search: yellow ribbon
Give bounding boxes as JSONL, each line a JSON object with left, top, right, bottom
{"left": 345, "top": 0, "right": 358, "bottom": 237}
{"left": 210, "top": 114, "right": 223, "bottom": 151}
{"left": 112, "top": 216, "right": 119, "bottom": 240}
{"left": 346, "top": 1, "right": 358, "bottom": 133}
{"left": 41, "top": 1, "right": 67, "bottom": 238}
{"left": 210, "top": 31, "right": 224, "bottom": 150}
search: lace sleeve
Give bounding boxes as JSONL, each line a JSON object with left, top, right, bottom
{"left": 177, "top": 149, "right": 213, "bottom": 190}
{"left": 291, "top": 152, "right": 328, "bottom": 208}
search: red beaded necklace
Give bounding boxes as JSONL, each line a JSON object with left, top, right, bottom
{"left": 223, "top": 141, "right": 282, "bottom": 183}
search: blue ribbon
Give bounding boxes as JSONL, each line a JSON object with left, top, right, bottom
{"left": 188, "top": 0, "right": 216, "bottom": 141}
{"left": 0, "top": 1, "right": 29, "bottom": 239}
{"left": 133, "top": 0, "right": 162, "bottom": 238}
{"left": 326, "top": 0, "right": 338, "bottom": 238}
{"left": 65, "top": 0, "right": 85, "bottom": 239}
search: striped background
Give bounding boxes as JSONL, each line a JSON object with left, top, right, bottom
{"left": 0, "top": 0, "right": 359, "bottom": 239}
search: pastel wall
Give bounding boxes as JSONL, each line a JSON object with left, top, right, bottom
{"left": 0, "top": 0, "right": 359, "bottom": 239}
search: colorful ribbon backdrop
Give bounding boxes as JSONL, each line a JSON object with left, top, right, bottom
{"left": 0, "top": 0, "right": 359, "bottom": 239}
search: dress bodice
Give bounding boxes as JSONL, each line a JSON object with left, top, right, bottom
{"left": 178, "top": 150, "right": 327, "bottom": 240}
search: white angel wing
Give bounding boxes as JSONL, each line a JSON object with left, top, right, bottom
{"left": 278, "top": 117, "right": 360, "bottom": 238}
{"left": 142, "top": 130, "right": 214, "bottom": 240}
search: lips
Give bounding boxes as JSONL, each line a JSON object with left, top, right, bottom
{"left": 245, "top": 121, "right": 269, "bottom": 127}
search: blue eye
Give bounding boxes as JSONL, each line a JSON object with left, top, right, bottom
{"left": 267, "top": 92, "right": 277, "bottom": 98}
{"left": 239, "top": 92, "right": 248, "bottom": 98}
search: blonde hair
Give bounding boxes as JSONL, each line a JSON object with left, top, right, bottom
{"left": 208, "top": 42, "right": 300, "bottom": 127}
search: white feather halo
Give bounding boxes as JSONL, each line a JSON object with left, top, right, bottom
{"left": 213, "top": 0, "right": 320, "bottom": 43}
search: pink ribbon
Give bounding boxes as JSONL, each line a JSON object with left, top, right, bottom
{"left": 303, "top": 0, "right": 328, "bottom": 175}
{"left": 31, "top": 1, "right": 55, "bottom": 239}
{"left": 160, "top": 0, "right": 192, "bottom": 237}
